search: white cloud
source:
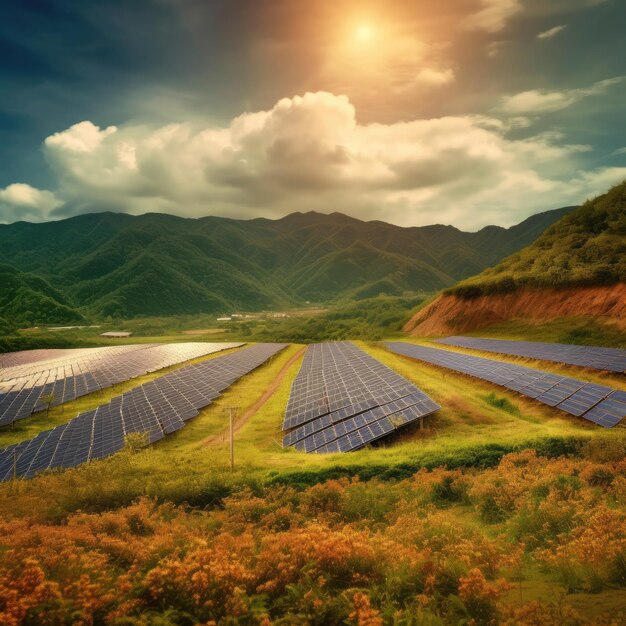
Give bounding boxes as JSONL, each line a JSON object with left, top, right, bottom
{"left": 465, "top": 0, "right": 523, "bottom": 33}
{"left": 0, "top": 91, "right": 607, "bottom": 230}
{"left": 0, "top": 183, "right": 62, "bottom": 223}
{"left": 537, "top": 24, "right": 567, "bottom": 40}
{"left": 466, "top": 0, "right": 607, "bottom": 34}
{"left": 414, "top": 68, "right": 455, "bottom": 86}
{"left": 500, "top": 77, "right": 624, "bottom": 114}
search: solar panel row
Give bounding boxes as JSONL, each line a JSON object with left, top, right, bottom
{"left": 436, "top": 336, "right": 626, "bottom": 373}
{"left": 282, "top": 342, "right": 440, "bottom": 453}
{"left": 385, "top": 342, "right": 626, "bottom": 428}
{"left": 0, "top": 343, "right": 286, "bottom": 481}
{"left": 0, "top": 347, "right": 107, "bottom": 370}
{"left": 0, "top": 342, "right": 243, "bottom": 426}
{"left": 0, "top": 344, "right": 152, "bottom": 381}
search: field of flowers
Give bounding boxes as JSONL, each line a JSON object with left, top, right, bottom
{"left": 1, "top": 441, "right": 625, "bottom": 626}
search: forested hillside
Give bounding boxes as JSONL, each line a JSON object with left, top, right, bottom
{"left": 0, "top": 207, "right": 571, "bottom": 321}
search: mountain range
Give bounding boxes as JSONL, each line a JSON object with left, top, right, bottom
{"left": 0, "top": 207, "right": 573, "bottom": 324}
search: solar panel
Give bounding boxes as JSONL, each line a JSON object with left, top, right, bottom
{"left": 583, "top": 391, "right": 626, "bottom": 427}
{"left": 282, "top": 342, "right": 440, "bottom": 453}
{"left": 0, "top": 342, "right": 244, "bottom": 426}
{"left": 0, "top": 343, "right": 287, "bottom": 481}
{"left": 385, "top": 342, "right": 626, "bottom": 428}
{"left": 435, "top": 336, "right": 626, "bottom": 373}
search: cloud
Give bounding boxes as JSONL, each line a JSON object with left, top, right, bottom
{"left": 414, "top": 68, "right": 455, "bottom": 86}
{"left": 0, "top": 91, "right": 607, "bottom": 230}
{"left": 0, "top": 183, "right": 62, "bottom": 223}
{"left": 500, "top": 77, "right": 624, "bottom": 114}
{"left": 465, "top": 0, "right": 523, "bottom": 33}
{"left": 537, "top": 24, "right": 567, "bottom": 39}
{"left": 466, "top": 0, "right": 608, "bottom": 34}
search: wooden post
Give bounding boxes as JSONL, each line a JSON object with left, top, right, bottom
{"left": 224, "top": 406, "right": 240, "bottom": 472}
{"left": 229, "top": 407, "right": 234, "bottom": 472}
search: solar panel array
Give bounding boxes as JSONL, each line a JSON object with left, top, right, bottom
{"left": 282, "top": 341, "right": 440, "bottom": 453}
{"left": 385, "top": 342, "right": 626, "bottom": 428}
{"left": 0, "top": 343, "right": 287, "bottom": 481}
{"left": 0, "top": 343, "right": 243, "bottom": 426}
{"left": 436, "top": 336, "right": 626, "bottom": 373}
{"left": 0, "top": 344, "right": 153, "bottom": 380}
{"left": 0, "top": 347, "right": 113, "bottom": 371}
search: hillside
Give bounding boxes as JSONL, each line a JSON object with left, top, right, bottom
{"left": 0, "top": 206, "right": 571, "bottom": 321}
{"left": 0, "top": 263, "right": 85, "bottom": 327}
{"left": 449, "top": 182, "right": 625, "bottom": 298}
{"left": 406, "top": 181, "right": 626, "bottom": 336}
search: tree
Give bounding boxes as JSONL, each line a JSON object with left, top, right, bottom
{"left": 40, "top": 393, "right": 56, "bottom": 418}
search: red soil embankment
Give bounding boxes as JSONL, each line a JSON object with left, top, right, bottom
{"left": 404, "top": 283, "right": 626, "bottom": 336}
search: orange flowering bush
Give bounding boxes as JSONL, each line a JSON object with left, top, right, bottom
{"left": 0, "top": 450, "right": 623, "bottom": 624}
{"left": 349, "top": 591, "right": 383, "bottom": 626}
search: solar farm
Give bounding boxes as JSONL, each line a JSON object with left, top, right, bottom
{"left": 0, "top": 343, "right": 286, "bottom": 480}
{"left": 0, "top": 335, "right": 624, "bottom": 482}
{"left": 282, "top": 341, "right": 440, "bottom": 453}
{"left": 386, "top": 342, "right": 626, "bottom": 428}
{"left": 435, "top": 336, "right": 626, "bottom": 373}
{"left": 0, "top": 342, "right": 244, "bottom": 426}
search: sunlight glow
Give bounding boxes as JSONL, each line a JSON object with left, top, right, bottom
{"left": 355, "top": 24, "right": 374, "bottom": 42}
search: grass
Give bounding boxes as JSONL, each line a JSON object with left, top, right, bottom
{"left": 461, "top": 315, "right": 626, "bottom": 349}
{"left": 2, "top": 336, "right": 624, "bottom": 520}
{"left": 1, "top": 334, "right": 624, "bottom": 623}
{"left": 500, "top": 574, "right": 626, "bottom": 619}
{"left": 482, "top": 392, "right": 521, "bottom": 416}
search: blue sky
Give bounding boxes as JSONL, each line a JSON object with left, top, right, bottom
{"left": 0, "top": 0, "right": 625, "bottom": 229}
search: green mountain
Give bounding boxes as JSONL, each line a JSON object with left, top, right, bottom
{"left": 0, "top": 206, "right": 573, "bottom": 321}
{"left": 0, "top": 263, "right": 85, "bottom": 326}
{"left": 449, "top": 182, "right": 626, "bottom": 298}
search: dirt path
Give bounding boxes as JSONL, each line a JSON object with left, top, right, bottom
{"left": 202, "top": 346, "right": 306, "bottom": 446}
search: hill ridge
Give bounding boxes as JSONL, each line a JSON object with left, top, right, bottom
{"left": 0, "top": 206, "right": 574, "bottom": 323}
{"left": 405, "top": 181, "right": 625, "bottom": 335}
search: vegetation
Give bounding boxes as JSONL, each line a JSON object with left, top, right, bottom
{"left": 448, "top": 181, "right": 626, "bottom": 299}
{"left": 461, "top": 317, "right": 626, "bottom": 350}
{"left": 0, "top": 332, "right": 624, "bottom": 623}
{"left": 0, "top": 448, "right": 624, "bottom": 625}
{"left": 241, "top": 296, "right": 426, "bottom": 342}
{"left": 0, "top": 295, "right": 425, "bottom": 351}
{"left": 0, "top": 263, "right": 85, "bottom": 326}
{"left": 0, "top": 206, "right": 571, "bottom": 321}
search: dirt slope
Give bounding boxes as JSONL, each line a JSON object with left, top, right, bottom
{"left": 404, "top": 283, "right": 626, "bottom": 336}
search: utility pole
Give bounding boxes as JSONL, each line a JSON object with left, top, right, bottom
{"left": 224, "top": 406, "right": 240, "bottom": 471}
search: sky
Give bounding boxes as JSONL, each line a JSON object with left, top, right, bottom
{"left": 0, "top": 0, "right": 625, "bottom": 230}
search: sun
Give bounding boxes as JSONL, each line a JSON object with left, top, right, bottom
{"left": 355, "top": 24, "right": 374, "bottom": 42}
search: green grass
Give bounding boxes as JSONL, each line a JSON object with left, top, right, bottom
{"left": 460, "top": 316, "right": 626, "bottom": 349}
{"left": 482, "top": 392, "right": 521, "bottom": 416}
{"left": 2, "top": 337, "right": 624, "bottom": 520}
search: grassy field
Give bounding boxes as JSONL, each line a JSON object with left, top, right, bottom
{"left": 2, "top": 337, "right": 624, "bottom": 511}
{"left": 458, "top": 316, "right": 626, "bottom": 349}
{"left": 1, "top": 334, "right": 625, "bottom": 624}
